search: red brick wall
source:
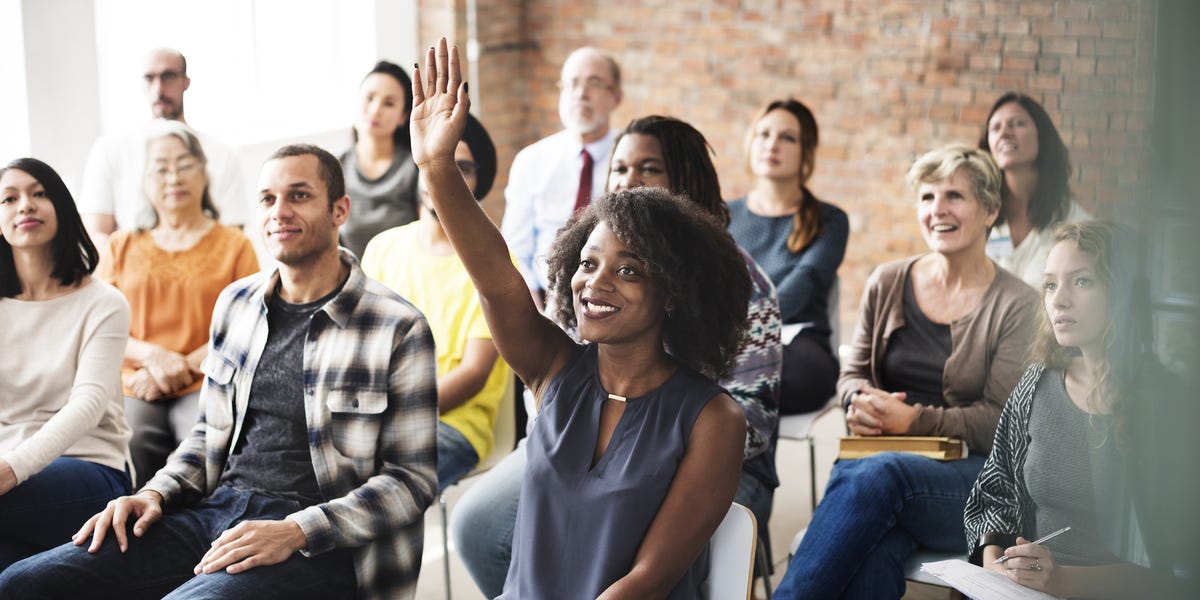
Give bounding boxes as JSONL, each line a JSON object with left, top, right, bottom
{"left": 417, "top": 0, "right": 1156, "bottom": 334}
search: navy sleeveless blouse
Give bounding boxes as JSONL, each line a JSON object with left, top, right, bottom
{"left": 498, "top": 344, "right": 723, "bottom": 599}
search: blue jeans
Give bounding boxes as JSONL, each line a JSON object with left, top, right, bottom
{"left": 773, "top": 452, "right": 985, "bottom": 600}
{"left": 437, "top": 421, "right": 480, "bottom": 491}
{"left": 0, "top": 486, "right": 356, "bottom": 599}
{"left": 0, "top": 457, "right": 130, "bottom": 573}
{"left": 450, "top": 440, "right": 777, "bottom": 598}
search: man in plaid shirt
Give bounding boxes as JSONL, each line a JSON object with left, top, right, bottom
{"left": 0, "top": 145, "right": 438, "bottom": 599}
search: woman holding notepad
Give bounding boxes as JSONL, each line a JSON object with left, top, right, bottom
{"left": 963, "top": 222, "right": 1197, "bottom": 598}
{"left": 774, "top": 145, "right": 1039, "bottom": 599}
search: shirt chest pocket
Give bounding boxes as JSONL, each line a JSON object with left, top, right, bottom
{"left": 325, "top": 388, "right": 388, "bottom": 459}
{"left": 200, "top": 354, "right": 238, "bottom": 430}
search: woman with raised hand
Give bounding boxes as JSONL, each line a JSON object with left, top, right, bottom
{"left": 449, "top": 115, "right": 783, "bottom": 597}
{"left": 727, "top": 99, "right": 848, "bottom": 415}
{"left": 101, "top": 121, "right": 258, "bottom": 487}
{"left": 0, "top": 158, "right": 132, "bottom": 571}
{"left": 338, "top": 60, "right": 420, "bottom": 258}
{"left": 412, "top": 39, "right": 751, "bottom": 598}
{"left": 964, "top": 222, "right": 1197, "bottom": 598}
{"left": 774, "top": 145, "right": 1039, "bottom": 599}
{"left": 979, "top": 92, "right": 1089, "bottom": 287}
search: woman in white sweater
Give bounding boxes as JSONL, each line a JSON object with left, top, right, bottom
{"left": 0, "top": 158, "right": 132, "bottom": 572}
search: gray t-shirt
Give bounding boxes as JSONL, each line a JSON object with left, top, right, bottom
{"left": 218, "top": 283, "right": 344, "bottom": 506}
{"left": 1024, "top": 370, "right": 1122, "bottom": 566}
{"left": 338, "top": 146, "right": 419, "bottom": 259}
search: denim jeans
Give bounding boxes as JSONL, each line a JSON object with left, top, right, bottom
{"left": 773, "top": 452, "right": 985, "bottom": 600}
{"left": 450, "top": 440, "right": 777, "bottom": 598}
{"left": 437, "top": 421, "right": 480, "bottom": 491}
{"left": 0, "top": 457, "right": 130, "bottom": 573}
{"left": 0, "top": 486, "right": 356, "bottom": 599}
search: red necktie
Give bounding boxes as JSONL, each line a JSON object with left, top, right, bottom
{"left": 572, "top": 149, "right": 593, "bottom": 214}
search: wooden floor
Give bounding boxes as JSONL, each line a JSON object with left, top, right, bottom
{"left": 414, "top": 411, "right": 957, "bottom": 599}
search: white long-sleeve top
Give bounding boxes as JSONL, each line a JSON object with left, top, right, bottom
{"left": 0, "top": 278, "right": 131, "bottom": 483}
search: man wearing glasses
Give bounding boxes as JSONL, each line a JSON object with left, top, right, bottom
{"left": 500, "top": 46, "right": 623, "bottom": 311}
{"left": 80, "top": 47, "right": 248, "bottom": 249}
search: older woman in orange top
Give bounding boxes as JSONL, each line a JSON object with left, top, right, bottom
{"left": 100, "top": 121, "right": 258, "bottom": 487}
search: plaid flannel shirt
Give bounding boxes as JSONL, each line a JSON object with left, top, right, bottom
{"left": 144, "top": 250, "right": 438, "bottom": 600}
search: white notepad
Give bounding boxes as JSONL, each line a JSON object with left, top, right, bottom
{"left": 921, "top": 559, "right": 1065, "bottom": 600}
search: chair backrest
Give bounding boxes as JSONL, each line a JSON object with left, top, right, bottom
{"left": 827, "top": 276, "right": 840, "bottom": 353}
{"left": 704, "top": 502, "right": 758, "bottom": 600}
{"left": 476, "top": 374, "right": 517, "bottom": 472}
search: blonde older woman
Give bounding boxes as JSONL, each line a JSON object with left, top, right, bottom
{"left": 775, "top": 145, "right": 1039, "bottom": 599}
{"left": 100, "top": 121, "right": 258, "bottom": 487}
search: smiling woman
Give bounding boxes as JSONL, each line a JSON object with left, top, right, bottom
{"left": 0, "top": 157, "right": 133, "bottom": 572}
{"left": 411, "top": 39, "right": 752, "bottom": 599}
{"left": 99, "top": 120, "right": 258, "bottom": 488}
{"left": 774, "top": 144, "right": 1040, "bottom": 599}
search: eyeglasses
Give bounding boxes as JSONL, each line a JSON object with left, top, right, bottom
{"left": 556, "top": 77, "right": 615, "bottom": 94}
{"left": 144, "top": 70, "right": 184, "bottom": 85}
{"left": 148, "top": 161, "right": 202, "bottom": 182}
{"left": 456, "top": 160, "right": 479, "bottom": 177}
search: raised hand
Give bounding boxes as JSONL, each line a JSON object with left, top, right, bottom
{"left": 410, "top": 37, "right": 471, "bottom": 170}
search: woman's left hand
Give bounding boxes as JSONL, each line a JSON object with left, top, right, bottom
{"left": 1002, "top": 536, "right": 1060, "bottom": 594}
{"left": 0, "top": 459, "right": 17, "bottom": 495}
{"left": 410, "top": 37, "right": 470, "bottom": 170}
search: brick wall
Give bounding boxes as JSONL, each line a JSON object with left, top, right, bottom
{"left": 416, "top": 0, "right": 1156, "bottom": 334}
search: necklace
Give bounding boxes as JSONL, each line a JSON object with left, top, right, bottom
{"left": 607, "top": 393, "right": 627, "bottom": 403}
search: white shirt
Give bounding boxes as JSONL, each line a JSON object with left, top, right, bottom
{"left": 987, "top": 202, "right": 1091, "bottom": 288}
{"left": 501, "top": 129, "right": 615, "bottom": 291}
{"left": 79, "top": 121, "right": 250, "bottom": 230}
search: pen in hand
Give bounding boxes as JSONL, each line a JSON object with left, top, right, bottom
{"left": 992, "top": 526, "right": 1072, "bottom": 564}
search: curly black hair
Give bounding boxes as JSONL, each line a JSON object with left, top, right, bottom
{"left": 545, "top": 187, "right": 751, "bottom": 380}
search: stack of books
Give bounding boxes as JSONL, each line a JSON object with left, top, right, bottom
{"left": 838, "top": 436, "right": 968, "bottom": 461}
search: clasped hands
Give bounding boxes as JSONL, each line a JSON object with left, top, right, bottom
{"left": 845, "top": 384, "right": 918, "bottom": 436}
{"left": 125, "top": 347, "right": 200, "bottom": 402}
{"left": 73, "top": 491, "right": 307, "bottom": 575}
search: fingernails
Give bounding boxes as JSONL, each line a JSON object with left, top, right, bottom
{"left": 464, "top": 82, "right": 469, "bottom": 93}
{"left": 414, "top": 62, "right": 419, "bottom": 70}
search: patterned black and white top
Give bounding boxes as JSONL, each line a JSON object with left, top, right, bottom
{"left": 963, "top": 360, "right": 1197, "bottom": 580}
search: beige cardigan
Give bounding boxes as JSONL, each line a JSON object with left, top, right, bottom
{"left": 838, "top": 255, "right": 1038, "bottom": 455}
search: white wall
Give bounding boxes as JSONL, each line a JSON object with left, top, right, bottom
{"left": 0, "top": 0, "right": 30, "bottom": 165}
{"left": 8, "top": 0, "right": 418, "bottom": 196}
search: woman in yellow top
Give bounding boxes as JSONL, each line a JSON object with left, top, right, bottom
{"left": 361, "top": 112, "right": 511, "bottom": 489}
{"left": 100, "top": 121, "right": 258, "bottom": 487}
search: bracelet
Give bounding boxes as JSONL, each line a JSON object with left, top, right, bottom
{"left": 970, "top": 532, "right": 1019, "bottom": 565}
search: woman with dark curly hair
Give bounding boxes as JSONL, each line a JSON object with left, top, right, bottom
{"left": 411, "top": 40, "right": 751, "bottom": 598}
{"left": 449, "top": 114, "right": 782, "bottom": 597}
{"left": 964, "top": 222, "right": 1197, "bottom": 598}
{"left": 728, "top": 99, "right": 848, "bottom": 415}
{"left": 979, "top": 92, "right": 1090, "bottom": 287}
{"left": 338, "top": 60, "right": 419, "bottom": 258}
{"left": 0, "top": 158, "right": 132, "bottom": 571}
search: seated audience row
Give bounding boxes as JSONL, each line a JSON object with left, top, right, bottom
{"left": 1, "top": 39, "right": 1191, "bottom": 600}
{"left": 0, "top": 145, "right": 438, "bottom": 598}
